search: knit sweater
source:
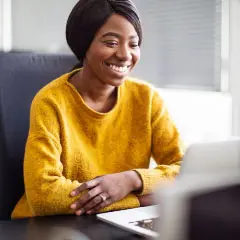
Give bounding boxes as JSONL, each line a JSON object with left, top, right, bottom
{"left": 11, "top": 70, "right": 184, "bottom": 219}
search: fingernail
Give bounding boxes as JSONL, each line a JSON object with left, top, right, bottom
{"left": 87, "top": 211, "right": 92, "bottom": 215}
{"left": 70, "top": 204, "right": 76, "bottom": 209}
{"left": 71, "top": 191, "right": 76, "bottom": 197}
{"left": 76, "top": 209, "right": 84, "bottom": 215}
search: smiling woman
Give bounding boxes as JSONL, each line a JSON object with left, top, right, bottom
{"left": 74, "top": 14, "right": 140, "bottom": 88}
{"left": 11, "top": 0, "right": 184, "bottom": 219}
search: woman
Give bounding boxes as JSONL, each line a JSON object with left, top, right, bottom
{"left": 12, "top": 0, "right": 184, "bottom": 219}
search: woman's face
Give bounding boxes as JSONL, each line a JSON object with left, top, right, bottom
{"left": 84, "top": 13, "right": 141, "bottom": 87}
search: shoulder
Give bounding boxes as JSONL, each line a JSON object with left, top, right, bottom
{"left": 124, "top": 77, "right": 154, "bottom": 91}
{"left": 124, "top": 77, "right": 163, "bottom": 102}
{"left": 31, "top": 72, "right": 69, "bottom": 107}
{"left": 124, "top": 78, "right": 167, "bottom": 116}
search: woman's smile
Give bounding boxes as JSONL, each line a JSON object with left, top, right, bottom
{"left": 103, "top": 61, "right": 131, "bottom": 77}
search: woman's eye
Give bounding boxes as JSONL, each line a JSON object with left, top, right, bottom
{"left": 130, "top": 43, "right": 139, "bottom": 49}
{"left": 105, "top": 41, "right": 118, "bottom": 48}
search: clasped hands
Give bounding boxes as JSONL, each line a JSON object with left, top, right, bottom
{"left": 70, "top": 170, "right": 152, "bottom": 215}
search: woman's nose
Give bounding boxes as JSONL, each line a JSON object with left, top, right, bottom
{"left": 115, "top": 45, "right": 132, "bottom": 62}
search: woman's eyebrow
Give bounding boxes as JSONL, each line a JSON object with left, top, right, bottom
{"left": 101, "top": 32, "right": 138, "bottom": 40}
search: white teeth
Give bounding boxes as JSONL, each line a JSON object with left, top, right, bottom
{"left": 108, "top": 64, "right": 128, "bottom": 73}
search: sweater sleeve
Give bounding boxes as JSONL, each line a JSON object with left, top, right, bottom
{"left": 24, "top": 96, "right": 139, "bottom": 217}
{"left": 135, "top": 90, "right": 185, "bottom": 195}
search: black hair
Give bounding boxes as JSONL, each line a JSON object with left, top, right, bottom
{"left": 66, "top": 0, "right": 142, "bottom": 69}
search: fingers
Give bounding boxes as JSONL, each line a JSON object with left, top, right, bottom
{"left": 70, "top": 178, "right": 100, "bottom": 197}
{"left": 70, "top": 186, "right": 102, "bottom": 211}
{"left": 76, "top": 194, "right": 104, "bottom": 215}
{"left": 86, "top": 198, "right": 112, "bottom": 215}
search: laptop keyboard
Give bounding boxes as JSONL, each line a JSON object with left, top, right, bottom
{"left": 129, "top": 217, "right": 160, "bottom": 231}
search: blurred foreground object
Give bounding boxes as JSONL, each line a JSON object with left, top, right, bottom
{"left": 156, "top": 139, "right": 240, "bottom": 240}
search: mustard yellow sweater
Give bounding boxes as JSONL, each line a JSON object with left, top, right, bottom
{"left": 11, "top": 70, "right": 184, "bottom": 219}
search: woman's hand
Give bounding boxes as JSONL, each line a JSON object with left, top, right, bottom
{"left": 137, "top": 194, "right": 155, "bottom": 207}
{"left": 70, "top": 171, "right": 142, "bottom": 215}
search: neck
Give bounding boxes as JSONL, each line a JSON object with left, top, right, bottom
{"left": 70, "top": 68, "right": 117, "bottom": 103}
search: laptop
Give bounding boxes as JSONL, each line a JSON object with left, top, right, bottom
{"left": 97, "top": 139, "right": 240, "bottom": 238}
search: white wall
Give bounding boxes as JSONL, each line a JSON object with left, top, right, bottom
{"left": 229, "top": 0, "right": 240, "bottom": 136}
{"left": 0, "top": 0, "right": 12, "bottom": 51}
{"left": 0, "top": 0, "right": 3, "bottom": 49}
{"left": 11, "top": 0, "right": 77, "bottom": 52}
{"left": 160, "top": 89, "right": 232, "bottom": 145}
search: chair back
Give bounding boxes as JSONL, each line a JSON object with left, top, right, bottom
{"left": 0, "top": 51, "right": 77, "bottom": 219}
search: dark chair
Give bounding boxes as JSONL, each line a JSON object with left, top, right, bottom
{"left": 0, "top": 52, "right": 77, "bottom": 219}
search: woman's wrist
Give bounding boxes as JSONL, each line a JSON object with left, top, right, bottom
{"left": 137, "top": 194, "right": 155, "bottom": 207}
{"left": 124, "top": 170, "right": 143, "bottom": 192}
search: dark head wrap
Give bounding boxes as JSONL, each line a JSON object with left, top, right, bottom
{"left": 66, "top": 0, "right": 142, "bottom": 68}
